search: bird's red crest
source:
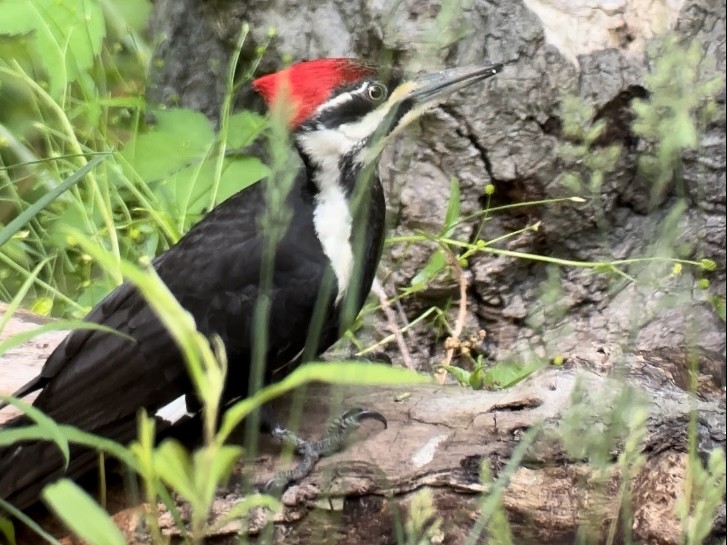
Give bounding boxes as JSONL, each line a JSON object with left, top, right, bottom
{"left": 253, "top": 58, "right": 376, "bottom": 127}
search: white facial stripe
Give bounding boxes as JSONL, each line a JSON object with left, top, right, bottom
{"left": 338, "top": 106, "right": 388, "bottom": 143}
{"left": 389, "top": 80, "right": 417, "bottom": 102}
{"left": 299, "top": 128, "right": 355, "bottom": 161}
{"left": 357, "top": 102, "right": 433, "bottom": 164}
{"left": 315, "top": 91, "right": 353, "bottom": 116}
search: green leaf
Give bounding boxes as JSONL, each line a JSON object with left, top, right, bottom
{"left": 409, "top": 177, "right": 461, "bottom": 289}
{"left": 442, "top": 177, "right": 461, "bottom": 237}
{"left": 439, "top": 364, "right": 470, "bottom": 387}
{"left": 0, "top": 0, "right": 106, "bottom": 97}
{"left": 31, "top": 296, "right": 53, "bottom": 316}
{"left": 410, "top": 249, "right": 446, "bottom": 288}
{"left": 219, "top": 362, "right": 429, "bottom": 443}
{"left": 43, "top": 480, "right": 125, "bottom": 545}
{"left": 0, "top": 260, "right": 47, "bottom": 334}
{"left": 0, "top": 424, "right": 57, "bottom": 447}
{"left": 168, "top": 155, "right": 269, "bottom": 228}
{"left": 708, "top": 296, "right": 726, "bottom": 323}
{"left": 216, "top": 156, "right": 269, "bottom": 202}
{"left": 0, "top": 423, "right": 130, "bottom": 488}
{"left": 75, "top": 277, "right": 118, "bottom": 312}
{"left": 226, "top": 111, "right": 267, "bottom": 149}
{"left": 100, "top": 0, "right": 152, "bottom": 34}
{"left": 0, "top": 497, "right": 61, "bottom": 545}
{"left": 483, "top": 363, "right": 539, "bottom": 389}
{"left": 0, "top": 154, "right": 106, "bottom": 248}
{"left": 0, "top": 517, "right": 16, "bottom": 545}
{"left": 469, "top": 366, "right": 485, "bottom": 390}
{"left": 194, "top": 444, "right": 243, "bottom": 509}
{"left": 57, "top": 425, "right": 138, "bottom": 471}
{"left": 46, "top": 201, "right": 100, "bottom": 250}
{"left": 0, "top": 319, "right": 132, "bottom": 357}
{"left": 153, "top": 439, "right": 196, "bottom": 504}
{"left": 123, "top": 108, "right": 214, "bottom": 181}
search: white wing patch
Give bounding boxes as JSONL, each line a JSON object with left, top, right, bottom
{"left": 155, "top": 395, "right": 193, "bottom": 425}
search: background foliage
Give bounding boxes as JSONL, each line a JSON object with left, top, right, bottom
{"left": 0, "top": 0, "right": 268, "bottom": 317}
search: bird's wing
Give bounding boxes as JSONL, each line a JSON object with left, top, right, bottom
{"left": 155, "top": 174, "right": 338, "bottom": 384}
{"left": 17, "top": 194, "right": 254, "bottom": 426}
{"left": 11, "top": 172, "right": 332, "bottom": 430}
{"left": 24, "top": 268, "right": 190, "bottom": 428}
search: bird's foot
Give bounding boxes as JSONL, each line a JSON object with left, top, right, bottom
{"left": 263, "top": 407, "right": 386, "bottom": 493}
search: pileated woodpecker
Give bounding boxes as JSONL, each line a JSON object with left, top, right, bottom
{"left": 0, "top": 58, "right": 502, "bottom": 509}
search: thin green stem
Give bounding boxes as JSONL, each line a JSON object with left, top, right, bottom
{"left": 0, "top": 253, "right": 83, "bottom": 311}
{"left": 209, "top": 24, "right": 250, "bottom": 209}
{"left": 2, "top": 63, "right": 122, "bottom": 284}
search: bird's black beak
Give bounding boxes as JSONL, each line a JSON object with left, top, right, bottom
{"left": 384, "top": 63, "right": 503, "bottom": 132}
{"left": 361, "top": 62, "right": 503, "bottom": 163}
{"left": 407, "top": 63, "right": 503, "bottom": 107}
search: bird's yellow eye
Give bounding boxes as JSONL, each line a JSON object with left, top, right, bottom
{"left": 367, "top": 83, "right": 386, "bottom": 102}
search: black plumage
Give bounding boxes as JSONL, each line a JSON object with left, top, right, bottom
{"left": 0, "top": 58, "right": 502, "bottom": 510}
{"left": 0, "top": 154, "right": 386, "bottom": 509}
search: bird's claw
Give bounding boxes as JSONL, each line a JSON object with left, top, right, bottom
{"left": 336, "top": 407, "right": 388, "bottom": 430}
{"left": 261, "top": 407, "right": 386, "bottom": 495}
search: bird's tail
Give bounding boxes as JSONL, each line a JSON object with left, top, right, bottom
{"left": 0, "top": 413, "right": 138, "bottom": 511}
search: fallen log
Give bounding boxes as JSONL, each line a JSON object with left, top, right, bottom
{"left": 1, "top": 303, "right": 725, "bottom": 544}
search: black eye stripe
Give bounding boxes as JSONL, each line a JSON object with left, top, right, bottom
{"left": 300, "top": 72, "right": 402, "bottom": 131}
{"left": 385, "top": 97, "right": 414, "bottom": 135}
{"left": 315, "top": 95, "right": 373, "bottom": 128}
{"left": 314, "top": 81, "right": 387, "bottom": 129}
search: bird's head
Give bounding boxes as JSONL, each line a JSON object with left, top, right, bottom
{"left": 253, "top": 58, "right": 502, "bottom": 187}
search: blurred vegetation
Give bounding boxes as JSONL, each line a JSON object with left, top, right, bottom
{"left": 0, "top": 0, "right": 268, "bottom": 317}
{"left": 0, "top": 0, "right": 725, "bottom": 544}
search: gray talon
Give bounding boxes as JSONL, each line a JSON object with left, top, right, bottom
{"left": 343, "top": 407, "right": 388, "bottom": 429}
{"left": 262, "top": 407, "right": 385, "bottom": 494}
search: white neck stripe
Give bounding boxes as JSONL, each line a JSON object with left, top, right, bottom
{"left": 312, "top": 180, "right": 353, "bottom": 303}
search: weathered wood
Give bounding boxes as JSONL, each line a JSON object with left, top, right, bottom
{"left": 0, "top": 303, "right": 67, "bottom": 418}
{"left": 1, "top": 304, "right": 725, "bottom": 544}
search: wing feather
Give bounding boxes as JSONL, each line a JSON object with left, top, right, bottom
{"left": 1, "top": 170, "right": 343, "bottom": 509}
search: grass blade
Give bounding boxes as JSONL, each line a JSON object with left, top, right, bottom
{"left": 43, "top": 480, "right": 126, "bottom": 545}
{"left": 0, "top": 153, "right": 107, "bottom": 248}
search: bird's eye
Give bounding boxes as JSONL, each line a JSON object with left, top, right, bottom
{"left": 367, "top": 83, "right": 387, "bottom": 102}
